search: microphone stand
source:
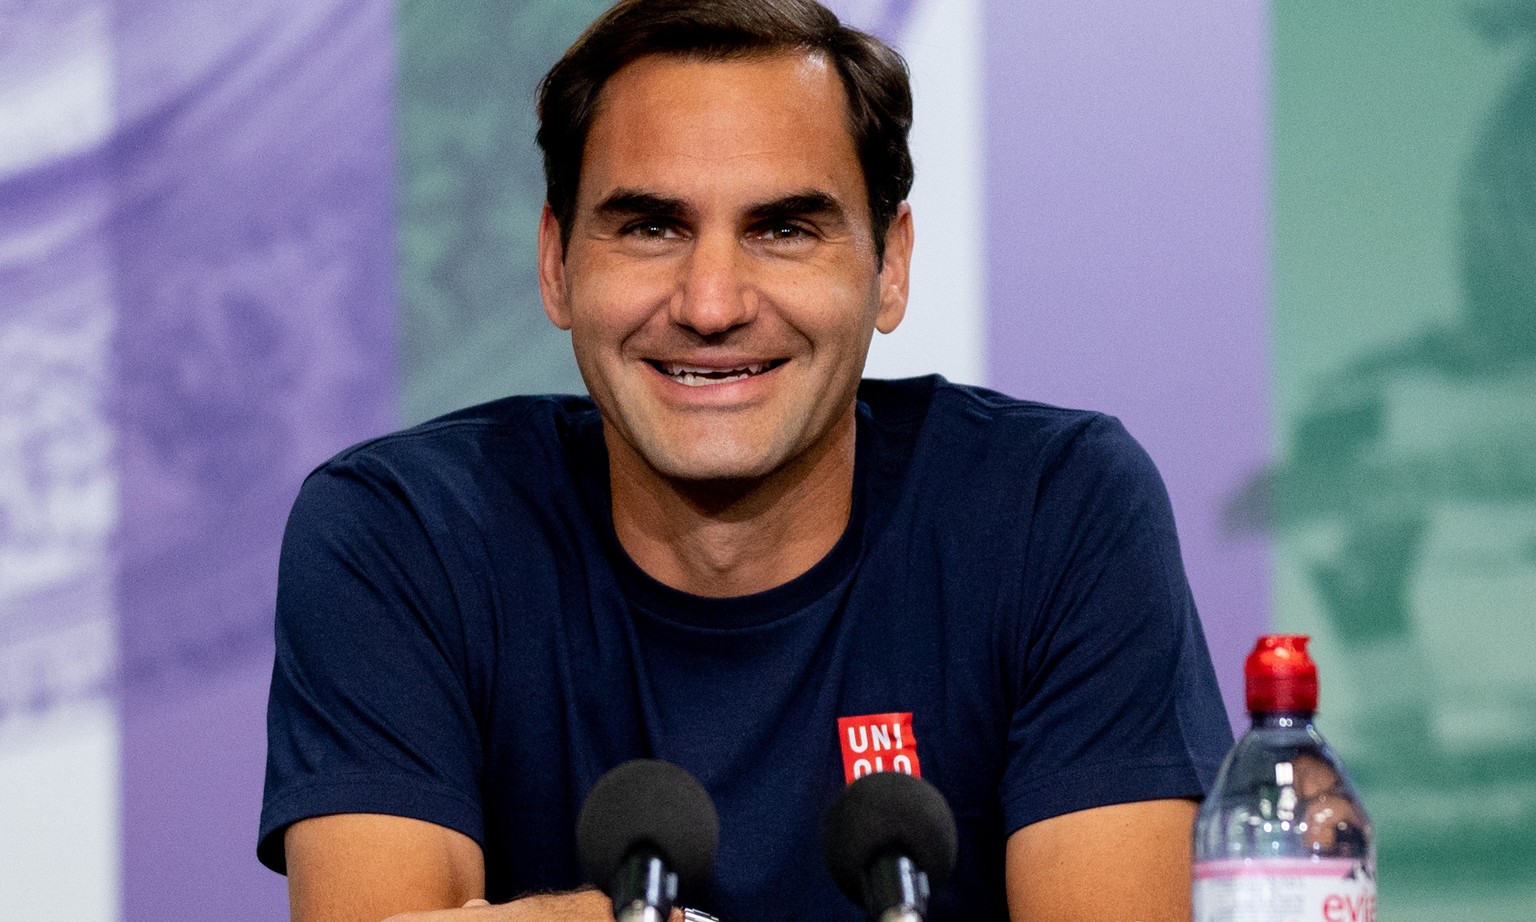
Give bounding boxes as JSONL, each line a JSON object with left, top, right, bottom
{"left": 865, "top": 854, "right": 930, "bottom": 922}
{"left": 612, "top": 849, "right": 678, "bottom": 922}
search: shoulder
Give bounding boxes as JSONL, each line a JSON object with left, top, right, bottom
{"left": 305, "top": 394, "right": 597, "bottom": 495}
{"left": 858, "top": 375, "right": 1156, "bottom": 495}
{"left": 285, "top": 393, "right": 602, "bottom": 540}
{"left": 319, "top": 393, "right": 597, "bottom": 477}
{"left": 274, "top": 394, "right": 605, "bottom": 663}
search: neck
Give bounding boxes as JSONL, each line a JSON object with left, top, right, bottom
{"left": 607, "top": 411, "right": 857, "bottom": 598}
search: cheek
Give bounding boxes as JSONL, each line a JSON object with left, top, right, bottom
{"left": 566, "top": 280, "right": 667, "bottom": 349}
{"left": 575, "top": 249, "right": 682, "bottom": 305}
{"left": 564, "top": 300, "right": 636, "bottom": 387}
{"left": 771, "top": 273, "right": 882, "bottom": 348}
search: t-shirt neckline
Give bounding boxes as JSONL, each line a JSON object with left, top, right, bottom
{"left": 570, "top": 410, "right": 873, "bottom": 631}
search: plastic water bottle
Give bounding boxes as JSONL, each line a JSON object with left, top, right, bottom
{"left": 1194, "top": 635, "right": 1376, "bottom": 922}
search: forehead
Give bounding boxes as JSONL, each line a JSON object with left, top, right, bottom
{"left": 579, "top": 51, "right": 865, "bottom": 209}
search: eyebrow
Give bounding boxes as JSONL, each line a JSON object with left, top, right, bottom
{"left": 744, "top": 191, "right": 846, "bottom": 224}
{"left": 593, "top": 190, "right": 689, "bottom": 223}
{"left": 590, "top": 189, "right": 847, "bottom": 225}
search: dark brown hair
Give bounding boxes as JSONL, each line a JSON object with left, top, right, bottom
{"left": 536, "top": 0, "right": 914, "bottom": 258}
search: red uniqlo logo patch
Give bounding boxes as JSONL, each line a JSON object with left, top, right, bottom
{"left": 837, "top": 712, "right": 921, "bottom": 784}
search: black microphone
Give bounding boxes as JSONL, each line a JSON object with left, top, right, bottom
{"left": 577, "top": 759, "right": 720, "bottom": 922}
{"left": 823, "top": 772, "right": 959, "bottom": 922}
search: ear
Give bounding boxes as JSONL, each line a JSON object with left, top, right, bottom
{"left": 538, "top": 203, "right": 573, "bottom": 330}
{"left": 875, "top": 203, "right": 913, "bottom": 335}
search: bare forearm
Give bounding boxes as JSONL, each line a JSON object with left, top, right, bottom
{"left": 382, "top": 890, "right": 615, "bottom": 922}
{"left": 1006, "top": 799, "right": 1198, "bottom": 922}
{"left": 384, "top": 892, "right": 691, "bottom": 922}
{"left": 285, "top": 814, "right": 486, "bottom": 922}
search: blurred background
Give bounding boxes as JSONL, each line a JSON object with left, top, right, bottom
{"left": 0, "top": 0, "right": 1529, "bottom": 918}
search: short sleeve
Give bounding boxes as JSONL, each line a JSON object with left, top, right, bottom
{"left": 1000, "top": 415, "right": 1232, "bottom": 834}
{"left": 259, "top": 454, "right": 485, "bottom": 873}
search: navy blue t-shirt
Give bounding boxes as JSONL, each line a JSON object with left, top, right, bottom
{"left": 260, "top": 376, "right": 1231, "bottom": 920}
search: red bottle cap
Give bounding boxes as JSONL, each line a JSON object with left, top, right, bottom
{"left": 1245, "top": 635, "right": 1318, "bottom": 713}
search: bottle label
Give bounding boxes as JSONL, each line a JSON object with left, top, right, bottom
{"left": 1194, "top": 858, "right": 1376, "bottom": 922}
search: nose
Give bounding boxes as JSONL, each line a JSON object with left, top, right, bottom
{"left": 670, "top": 233, "right": 757, "bottom": 336}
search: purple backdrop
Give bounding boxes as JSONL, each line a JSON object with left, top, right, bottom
{"left": 984, "top": 0, "right": 1271, "bottom": 724}
{"left": 109, "top": 1, "right": 396, "bottom": 919}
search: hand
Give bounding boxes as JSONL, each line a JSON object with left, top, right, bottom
{"left": 383, "top": 890, "right": 614, "bottom": 921}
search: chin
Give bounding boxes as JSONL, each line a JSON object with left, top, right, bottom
{"left": 638, "top": 433, "right": 788, "bottom": 485}
{"left": 648, "top": 451, "right": 779, "bottom": 485}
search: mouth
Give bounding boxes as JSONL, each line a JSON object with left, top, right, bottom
{"left": 649, "top": 359, "right": 786, "bottom": 387}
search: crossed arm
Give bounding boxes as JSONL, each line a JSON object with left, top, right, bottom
{"left": 284, "top": 798, "right": 1198, "bottom": 922}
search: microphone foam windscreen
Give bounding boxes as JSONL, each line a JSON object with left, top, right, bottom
{"left": 576, "top": 759, "right": 720, "bottom": 893}
{"left": 822, "top": 771, "right": 960, "bottom": 899}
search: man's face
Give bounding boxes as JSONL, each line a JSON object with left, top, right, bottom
{"left": 539, "top": 51, "right": 912, "bottom": 485}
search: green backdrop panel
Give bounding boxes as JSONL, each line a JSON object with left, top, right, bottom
{"left": 1274, "top": 1, "right": 1536, "bottom": 916}
{"left": 399, "top": 0, "right": 607, "bottom": 423}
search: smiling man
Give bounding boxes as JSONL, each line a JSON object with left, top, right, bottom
{"left": 545, "top": 49, "right": 906, "bottom": 600}
{"left": 259, "top": 2, "right": 1232, "bottom": 921}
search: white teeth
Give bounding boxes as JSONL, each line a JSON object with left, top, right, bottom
{"left": 660, "top": 362, "right": 771, "bottom": 385}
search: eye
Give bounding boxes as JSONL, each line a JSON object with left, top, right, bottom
{"left": 623, "top": 220, "right": 681, "bottom": 239}
{"left": 752, "top": 221, "right": 813, "bottom": 243}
